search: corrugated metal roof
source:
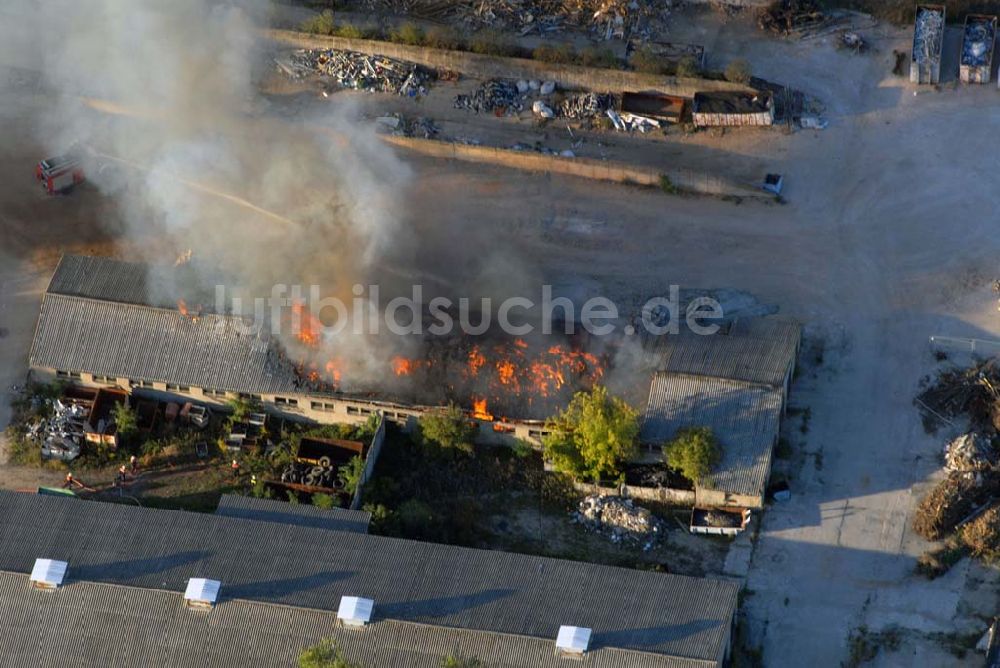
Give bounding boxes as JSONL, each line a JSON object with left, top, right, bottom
{"left": 0, "top": 491, "right": 737, "bottom": 664}
{"left": 46, "top": 254, "right": 154, "bottom": 305}
{"left": 641, "top": 373, "right": 782, "bottom": 499}
{"left": 215, "top": 494, "right": 371, "bottom": 533}
{"left": 0, "top": 571, "right": 715, "bottom": 668}
{"left": 29, "top": 293, "right": 299, "bottom": 395}
{"left": 643, "top": 317, "right": 800, "bottom": 389}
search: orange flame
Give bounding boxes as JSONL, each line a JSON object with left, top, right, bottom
{"left": 291, "top": 301, "right": 321, "bottom": 347}
{"left": 468, "top": 346, "right": 486, "bottom": 377}
{"left": 472, "top": 397, "right": 493, "bottom": 421}
{"left": 392, "top": 356, "right": 417, "bottom": 376}
{"left": 177, "top": 299, "right": 189, "bottom": 317}
{"left": 324, "top": 360, "right": 343, "bottom": 384}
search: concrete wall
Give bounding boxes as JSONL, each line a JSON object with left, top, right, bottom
{"left": 572, "top": 480, "right": 697, "bottom": 506}
{"left": 351, "top": 413, "right": 386, "bottom": 510}
{"left": 382, "top": 135, "right": 767, "bottom": 199}
{"left": 265, "top": 29, "right": 754, "bottom": 98}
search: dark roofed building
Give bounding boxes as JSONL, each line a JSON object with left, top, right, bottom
{"left": 691, "top": 91, "right": 774, "bottom": 127}
{"left": 214, "top": 493, "right": 371, "bottom": 533}
{"left": 0, "top": 491, "right": 739, "bottom": 667}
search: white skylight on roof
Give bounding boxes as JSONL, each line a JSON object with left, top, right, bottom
{"left": 184, "top": 578, "right": 221, "bottom": 608}
{"left": 337, "top": 596, "right": 374, "bottom": 627}
{"left": 30, "top": 558, "right": 68, "bottom": 590}
{"left": 556, "top": 626, "right": 592, "bottom": 655}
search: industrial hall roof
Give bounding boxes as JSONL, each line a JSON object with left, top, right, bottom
{"left": 0, "top": 490, "right": 739, "bottom": 668}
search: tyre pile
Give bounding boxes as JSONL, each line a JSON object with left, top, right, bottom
{"left": 280, "top": 461, "right": 345, "bottom": 490}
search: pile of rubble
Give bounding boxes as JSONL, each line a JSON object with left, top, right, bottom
{"left": 572, "top": 494, "right": 662, "bottom": 549}
{"left": 28, "top": 398, "right": 87, "bottom": 461}
{"left": 454, "top": 78, "right": 526, "bottom": 115}
{"left": 913, "top": 471, "right": 998, "bottom": 541}
{"left": 559, "top": 92, "right": 616, "bottom": 119}
{"left": 944, "top": 432, "right": 997, "bottom": 473}
{"left": 916, "top": 360, "right": 1000, "bottom": 431}
{"left": 757, "top": 0, "right": 827, "bottom": 37}
{"left": 280, "top": 461, "right": 345, "bottom": 490}
{"left": 451, "top": 0, "right": 671, "bottom": 39}
{"left": 963, "top": 21, "right": 995, "bottom": 67}
{"left": 914, "top": 6, "right": 944, "bottom": 67}
{"left": 290, "top": 49, "right": 433, "bottom": 96}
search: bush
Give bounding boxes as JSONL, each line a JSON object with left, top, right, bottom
{"left": 390, "top": 22, "right": 425, "bottom": 46}
{"left": 675, "top": 54, "right": 701, "bottom": 78}
{"left": 725, "top": 59, "right": 752, "bottom": 84}
{"left": 533, "top": 42, "right": 576, "bottom": 64}
{"left": 659, "top": 174, "right": 679, "bottom": 194}
{"left": 337, "top": 455, "right": 365, "bottom": 495}
{"left": 470, "top": 30, "right": 518, "bottom": 57}
{"left": 312, "top": 492, "right": 337, "bottom": 509}
{"left": 418, "top": 403, "right": 477, "bottom": 457}
{"left": 425, "top": 25, "right": 463, "bottom": 50}
{"left": 542, "top": 385, "right": 639, "bottom": 482}
{"left": 5, "top": 426, "right": 41, "bottom": 466}
{"left": 112, "top": 401, "right": 138, "bottom": 446}
{"left": 663, "top": 427, "right": 721, "bottom": 485}
{"left": 300, "top": 10, "right": 336, "bottom": 36}
{"left": 630, "top": 47, "right": 668, "bottom": 74}
{"left": 578, "top": 46, "right": 618, "bottom": 69}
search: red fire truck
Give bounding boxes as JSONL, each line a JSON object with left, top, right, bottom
{"left": 36, "top": 152, "right": 85, "bottom": 194}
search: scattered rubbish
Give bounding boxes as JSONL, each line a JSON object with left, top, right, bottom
{"left": 516, "top": 79, "right": 530, "bottom": 94}
{"left": 944, "top": 432, "right": 996, "bottom": 473}
{"left": 290, "top": 49, "right": 434, "bottom": 96}
{"left": 913, "top": 471, "right": 996, "bottom": 540}
{"left": 761, "top": 173, "right": 784, "bottom": 195}
{"left": 770, "top": 479, "right": 792, "bottom": 501}
{"left": 540, "top": 80, "right": 556, "bottom": 95}
{"left": 916, "top": 359, "right": 1000, "bottom": 431}
{"left": 559, "top": 149, "right": 575, "bottom": 158}
{"left": 29, "top": 398, "right": 88, "bottom": 462}
{"left": 757, "top": 0, "right": 826, "bottom": 37}
{"left": 799, "top": 115, "right": 827, "bottom": 130}
{"left": 280, "top": 461, "right": 346, "bottom": 490}
{"left": 532, "top": 100, "right": 556, "bottom": 118}
{"left": 572, "top": 494, "right": 662, "bottom": 549}
{"left": 454, "top": 79, "right": 524, "bottom": 115}
{"left": 376, "top": 115, "right": 401, "bottom": 129}
{"left": 839, "top": 31, "right": 867, "bottom": 53}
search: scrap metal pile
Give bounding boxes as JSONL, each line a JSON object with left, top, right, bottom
{"left": 963, "top": 21, "right": 995, "bottom": 67}
{"left": 279, "top": 461, "right": 346, "bottom": 490}
{"left": 572, "top": 494, "right": 662, "bottom": 549}
{"left": 914, "top": 6, "right": 944, "bottom": 67}
{"left": 28, "top": 398, "right": 87, "bottom": 461}
{"left": 559, "top": 91, "right": 616, "bottom": 119}
{"left": 290, "top": 49, "right": 434, "bottom": 96}
{"left": 454, "top": 79, "right": 525, "bottom": 115}
{"left": 916, "top": 360, "right": 1000, "bottom": 431}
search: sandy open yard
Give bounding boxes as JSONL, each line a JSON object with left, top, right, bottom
{"left": 2, "top": 6, "right": 1000, "bottom": 666}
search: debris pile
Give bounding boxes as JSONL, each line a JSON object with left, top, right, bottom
{"left": 944, "top": 432, "right": 997, "bottom": 473}
{"left": 290, "top": 49, "right": 433, "bottom": 96}
{"left": 839, "top": 31, "right": 867, "bottom": 53}
{"left": 916, "top": 360, "right": 1000, "bottom": 431}
{"left": 28, "top": 398, "right": 87, "bottom": 461}
{"left": 701, "top": 510, "right": 743, "bottom": 529}
{"left": 757, "top": 0, "right": 826, "bottom": 36}
{"left": 280, "top": 461, "right": 345, "bottom": 490}
{"left": 960, "top": 505, "right": 1000, "bottom": 559}
{"left": 449, "top": 0, "right": 671, "bottom": 40}
{"left": 559, "top": 92, "right": 616, "bottom": 119}
{"left": 454, "top": 79, "right": 525, "bottom": 115}
{"left": 572, "top": 494, "right": 662, "bottom": 548}
{"left": 913, "top": 472, "right": 996, "bottom": 541}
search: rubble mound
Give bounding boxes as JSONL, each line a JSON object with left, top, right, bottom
{"left": 913, "top": 472, "right": 996, "bottom": 541}
{"left": 572, "top": 494, "right": 662, "bottom": 549}
{"left": 916, "top": 360, "right": 1000, "bottom": 432}
{"left": 961, "top": 505, "right": 1000, "bottom": 560}
{"left": 944, "top": 432, "right": 997, "bottom": 473}
{"left": 290, "top": 49, "right": 433, "bottom": 96}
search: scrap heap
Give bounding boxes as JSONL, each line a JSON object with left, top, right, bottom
{"left": 916, "top": 360, "right": 1000, "bottom": 432}
{"left": 454, "top": 79, "right": 525, "bottom": 115}
{"left": 290, "top": 49, "right": 434, "bottom": 96}
{"left": 913, "top": 472, "right": 995, "bottom": 541}
{"left": 912, "top": 6, "right": 945, "bottom": 79}
{"left": 559, "top": 92, "right": 616, "bottom": 119}
{"left": 573, "top": 494, "right": 662, "bottom": 549}
{"left": 757, "top": 0, "right": 826, "bottom": 36}
{"left": 27, "top": 398, "right": 87, "bottom": 461}
{"left": 944, "top": 432, "right": 997, "bottom": 473}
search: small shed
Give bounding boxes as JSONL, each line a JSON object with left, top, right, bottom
{"left": 960, "top": 14, "right": 997, "bottom": 84}
{"left": 911, "top": 4, "right": 946, "bottom": 85}
{"left": 691, "top": 91, "right": 774, "bottom": 128}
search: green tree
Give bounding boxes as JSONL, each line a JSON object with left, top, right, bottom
{"left": 675, "top": 54, "right": 701, "bottom": 78}
{"left": 542, "top": 386, "right": 639, "bottom": 482}
{"left": 442, "top": 656, "right": 482, "bottom": 668}
{"left": 112, "top": 401, "right": 138, "bottom": 443}
{"left": 725, "top": 59, "right": 752, "bottom": 84}
{"left": 663, "top": 426, "right": 721, "bottom": 485}
{"left": 338, "top": 455, "right": 365, "bottom": 495}
{"left": 298, "top": 639, "right": 359, "bottom": 668}
{"left": 418, "top": 403, "right": 476, "bottom": 456}
{"left": 300, "top": 10, "right": 336, "bottom": 36}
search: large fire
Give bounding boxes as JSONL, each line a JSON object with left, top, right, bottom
{"left": 472, "top": 397, "right": 493, "bottom": 421}
{"left": 291, "top": 301, "right": 322, "bottom": 347}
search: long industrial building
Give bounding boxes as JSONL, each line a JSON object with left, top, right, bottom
{"left": 0, "top": 490, "right": 740, "bottom": 667}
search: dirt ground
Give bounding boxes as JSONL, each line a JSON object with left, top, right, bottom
{"left": 2, "top": 6, "right": 1000, "bottom": 666}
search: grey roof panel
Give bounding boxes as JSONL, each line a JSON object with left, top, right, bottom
{"left": 643, "top": 318, "right": 800, "bottom": 389}
{"left": 215, "top": 494, "right": 371, "bottom": 533}
{"left": 0, "top": 571, "right": 714, "bottom": 668}
{"left": 641, "top": 373, "right": 782, "bottom": 499}
{"left": 0, "top": 491, "right": 737, "bottom": 663}
{"left": 29, "top": 293, "right": 298, "bottom": 395}
{"left": 46, "top": 254, "right": 154, "bottom": 305}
